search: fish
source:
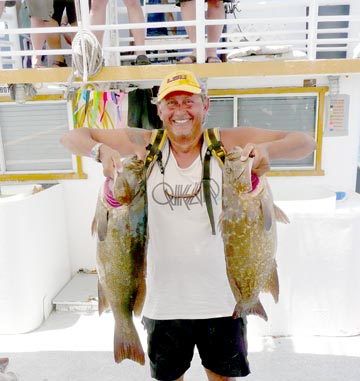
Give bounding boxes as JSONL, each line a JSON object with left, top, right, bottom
{"left": 221, "top": 146, "right": 289, "bottom": 321}
{"left": 91, "top": 155, "right": 147, "bottom": 365}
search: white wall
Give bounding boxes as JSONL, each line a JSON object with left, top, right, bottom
{"left": 60, "top": 74, "right": 360, "bottom": 274}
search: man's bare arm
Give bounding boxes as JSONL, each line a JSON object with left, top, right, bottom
{"left": 60, "top": 127, "right": 152, "bottom": 177}
{"left": 220, "top": 127, "right": 317, "bottom": 176}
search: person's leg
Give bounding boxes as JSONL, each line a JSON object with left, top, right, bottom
{"left": 142, "top": 317, "right": 195, "bottom": 381}
{"left": 46, "top": 12, "right": 66, "bottom": 67}
{"left": 204, "top": 367, "right": 236, "bottom": 381}
{"left": 196, "top": 317, "right": 251, "bottom": 380}
{"left": 205, "top": 0, "right": 224, "bottom": 62}
{"left": 123, "top": 0, "right": 147, "bottom": 58}
{"left": 0, "top": 3, "right": 5, "bottom": 18}
{"left": 29, "top": 16, "right": 48, "bottom": 67}
{"left": 89, "top": 0, "right": 108, "bottom": 45}
{"left": 26, "top": 0, "right": 54, "bottom": 67}
{"left": 178, "top": 0, "right": 196, "bottom": 63}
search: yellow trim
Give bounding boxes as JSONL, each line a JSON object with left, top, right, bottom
{"left": 209, "top": 86, "right": 327, "bottom": 177}
{"left": 208, "top": 87, "right": 329, "bottom": 96}
{"left": 1, "top": 59, "right": 360, "bottom": 84}
{"left": 0, "top": 172, "right": 87, "bottom": 182}
{"left": 0, "top": 96, "right": 87, "bottom": 182}
{"left": 0, "top": 94, "right": 65, "bottom": 102}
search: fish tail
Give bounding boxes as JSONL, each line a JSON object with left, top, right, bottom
{"left": 274, "top": 204, "right": 290, "bottom": 224}
{"left": 233, "top": 300, "right": 268, "bottom": 321}
{"left": 248, "top": 300, "right": 268, "bottom": 321}
{"left": 114, "top": 320, "right": 145, "bottom": 365}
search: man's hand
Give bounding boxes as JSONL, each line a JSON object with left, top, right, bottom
{"left": 241, "top": 143, "right": 270, "bottom": 177}
{"left": 99, "top": 144, "right": 122, "bottom": 178}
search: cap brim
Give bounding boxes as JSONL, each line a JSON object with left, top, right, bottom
{"left": 158, "top": 85, "right": 201, "bottom": 102}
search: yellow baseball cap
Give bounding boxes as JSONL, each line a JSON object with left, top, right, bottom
{"left": 157, "top": 70, "right": 202, "bottom": 102}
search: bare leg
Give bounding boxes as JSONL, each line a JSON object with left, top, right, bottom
{"left": 206, "top": 0, "right": 224, "bottom": 61}
{"left": 123, "top": 0, "right": 146, "bottom": 56}
{"left": 29, "top": 17, "right": 48, "bottom": 67}
{"left": 46, "top": 18, "right": 66, "bottom": 66}
{"left": 205, "top": 367, "right": 236, "bottom": 381}
{"left": 174, "top": 376, "right": 185, "bottom": 381}
{"left": 178, "top": 0, "right": 196, "bottom": 63}
{"left": 0, "top": 3, "right": 5, "bottom": 18}
{"left": 89, "top": 0, "right": 108, "bottom": 45}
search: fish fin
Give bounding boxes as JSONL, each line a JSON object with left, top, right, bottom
{"left": 133, "top": 276, "right": 146, "bottom": 317}
{"left": 96, "top": 210, "right": 109, "bottom": 241}
{"left": 114, "top": 320, "right": 145, "bottom": 365}
{"left": 218, "top": 211, "right": 224, "bottom": 234}
{"left": 91, "top": 217, "right": 97, "bottom": 237}
{"left": 261, "top": 198, "right": 273, "bottom": 231}
{"left": 274, "top": 204, "right": 290, "bottom": 224}
{"left": 266, "top": 263, "right": 280, "bottom": 303}
{"left": 98, "top": 281, "right": 110, "bottom": 316}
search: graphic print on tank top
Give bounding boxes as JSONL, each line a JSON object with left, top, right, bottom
{"left": 150, "top": 141, "right": 221, "bottom": 211}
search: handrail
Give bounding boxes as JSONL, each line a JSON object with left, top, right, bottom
{"left": 0, "top": 0, "right": 359, "bottom": 70}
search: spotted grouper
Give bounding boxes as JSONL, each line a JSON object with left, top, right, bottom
{"left": 221, "top": 146, "right": 289, "bottom": 321}
{"left": 92, "top": 155, "right": 147, "bottom": 365}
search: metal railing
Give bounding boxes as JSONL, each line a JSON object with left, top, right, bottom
{"left": 0, "top": 0, "right": 359, "bottom": 70}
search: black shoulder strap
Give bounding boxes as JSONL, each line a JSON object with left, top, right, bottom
{"left": 144, "top": 129, "right": 167, "bottom": 176}
{"left": 202, "top": 128, "right": 226, "bottom": 235}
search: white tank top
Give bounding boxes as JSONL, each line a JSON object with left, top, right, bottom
{"left": 142, "top": 139, "right": 236, "bottom": 319}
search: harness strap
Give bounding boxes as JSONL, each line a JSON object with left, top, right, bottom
{"left": 144, "top": 129, "right": 168, "bottom": 176}
{"left": 204, "top": 128, "right": 226, "bottom": 167}
{"left": 202, "top": 128, "right": 226, "bottom": 235}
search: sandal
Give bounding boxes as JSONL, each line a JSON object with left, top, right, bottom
{"left": 135, "top": 55, "right": 151, "bottom": 65}
{"left": 177, "top": 55, "right": 196, "bottom": 64}
{"left": 51, "top": 60, "right": 68, "bottom": 68}
{"left": 205, "top": 56, "right": 222, "bottom": 63}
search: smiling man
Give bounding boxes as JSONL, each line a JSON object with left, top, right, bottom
{"left": 61, "top": 69, "right": 316, "bottom": 381}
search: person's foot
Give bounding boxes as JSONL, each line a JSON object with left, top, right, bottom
{"left": 206, "top": 56, "right": 222, "bottom": 63}
{"left": 135, "top": 55, "right": 151, "bottom": 65}
{"left": 177, "top": 55, "right": 196, "bottom": 64}
{"left": 51, "top": 60, "right": 68, "bottom": 68}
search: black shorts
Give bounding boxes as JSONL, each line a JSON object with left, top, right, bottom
{"left": 142, "top": 316, "right": 250, "bottom": 381}
{"left": 52, "top": 0, "right": 76, "bottom": 25}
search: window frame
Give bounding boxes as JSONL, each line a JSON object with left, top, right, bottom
{"left": 0, "top": 94, "right": 87, "bottom": 182}
{"left": 208, "top": 86, "right": 327, "bottom": 176}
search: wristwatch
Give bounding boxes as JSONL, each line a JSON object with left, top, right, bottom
{"left": 90, "top": 142, "right": 103, "bottom": 162}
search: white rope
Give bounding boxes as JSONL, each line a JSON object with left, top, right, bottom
{"left": 71, "top": 0, "right": 103, "bottom": 84}
{"left": 72, "top": 29, "right": 104, "bottom": 81}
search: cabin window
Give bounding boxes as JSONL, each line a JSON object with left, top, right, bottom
{"left": 207, "top": 87, "right": 327, "bottom": 176}
{"left": 0, "top": 99, "right": 85, "bottom": 181}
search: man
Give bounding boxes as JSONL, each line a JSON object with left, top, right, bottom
{"left": 61, "top": 69, "right": 316, "bottom": 381}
